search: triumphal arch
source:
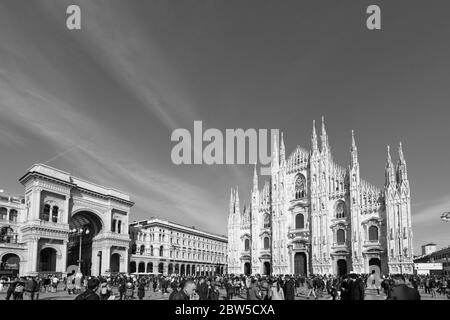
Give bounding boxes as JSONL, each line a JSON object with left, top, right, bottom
{"left": 16, "top": 164, "right": 134, "bottom": 276}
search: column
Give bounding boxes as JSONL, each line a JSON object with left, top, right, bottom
{"left": 31, "top": 189, "right": 41, "bottom": 220}
{"left": 58, "top": 241, "right": 68, "bottom": 273}
{"left": 101, "top": 246, "right": 111, "bottom": 276}
{"left": 63, "top": 195, "right": 70, "bottom": 224}
{"left": 26, "top": 237, "right": 39, "bottom": 274}
{"left": 6, "top": 208, "right": 10, "bottom": 222}
{"left": 90, "top": 249, "right": 101, "bottom": 276}
{"left": 121, "top": 250, "right": 128, "bottom": 273}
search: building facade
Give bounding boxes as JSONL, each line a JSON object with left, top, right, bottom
{"left": 414, "top": 246, "right": 450, "bottom": 276}
{"left": 0, "top": 164, "right": 133, "bottom": 277}
{"left": 129, "top": 218, "right": 227, "bottom": 276}
{"left": 228, "top": 118, "right": 414, "bottom": 276}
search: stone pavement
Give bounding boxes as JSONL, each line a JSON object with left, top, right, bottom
{"left": 0, "top": 285, "right": 447, "bottom": 301}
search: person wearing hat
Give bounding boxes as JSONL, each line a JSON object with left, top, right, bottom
{"left": 74, "top": 278, "right": 100, "bottom": 300}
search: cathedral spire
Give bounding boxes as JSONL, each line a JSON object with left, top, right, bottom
{"left": 311, "top": 120, "right": 318, "bottom": 154}
{"left": 253, "top": 163, "right": 258, "bottom": 191}
{"left": 229, "top": 187, "right": 235, "bottom": 215}
{"left": 396, "top": 141, "right": 408, "bottom": 185}
{"left": 320, "top": 116, "right": 329, "bottom": 153}
{"left": 280, "top": 132, "right": 286, "bottom": 164}
{"left": 350, "top": 130, "right": 358, "bottom": 168}
{"left": 272, "top": 132, "right": 279, "bottom": 168}
{"left": 385, "top": 145, "right": 395, "bottom": 187}
{"left": 398, "top": 141, "right": 405, "bottom": 164}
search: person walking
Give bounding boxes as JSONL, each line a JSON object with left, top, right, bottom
{"left": 75, "top": 278, "right": 100, "bottom": 300}
{"left": 387, "top": 274, "right": 420, "bottom": 300}
{"left": 137, "top": 279, "right": 146, "bottom": 300}
{"left": 284, "top": 277, "right": 295, "bottom": 300}
{"left": 305, "top": 276, "right": 316, "bottom": 299}
{"left": 5, "top": 277, "right": 18, "bottom": 300}
{"left": 268, "top": 280, "right": 285, "bottom": 300}
{"left": 247, "top": 279, "right": 262, "bottom": 300}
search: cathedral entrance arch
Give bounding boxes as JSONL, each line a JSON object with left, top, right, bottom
{"left": 294, "top": 252, "right": 307, "bottom": 275}
{"left": 337, "top": 259, "right": 347, "bottom": 276}
{"left": 67, "top": 210, "right": 103, "bottom": 276}
{"left": 263, "top": 262, "right": 271, "bottom": 276}
{"left": 369, "top": 258, "right": 381, "bottom": 277}
{"left": 244, "top": 262, "right": 251, "bottom": 275}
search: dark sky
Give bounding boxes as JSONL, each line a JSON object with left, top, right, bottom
{"left": 0, "top": 0, "right": 449, "bottom": 253}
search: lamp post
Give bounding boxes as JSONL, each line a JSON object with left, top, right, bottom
{"left": 70, "top": 227, "right": 90, "bottom": 274}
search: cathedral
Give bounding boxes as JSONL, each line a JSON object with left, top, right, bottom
{"left": 227, "top": 117, "right": 414, "bottom": 276}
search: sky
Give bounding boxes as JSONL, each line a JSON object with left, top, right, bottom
{"left": 0, "top": 0, "right": 449, "bottom": 254}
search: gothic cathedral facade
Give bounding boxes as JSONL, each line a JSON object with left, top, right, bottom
{"left": 227, "top": 117, "right": 414, "bottom": 276}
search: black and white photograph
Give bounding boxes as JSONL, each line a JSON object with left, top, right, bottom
{"left": 0, "top": 0, "right": 449, "bottom": 313}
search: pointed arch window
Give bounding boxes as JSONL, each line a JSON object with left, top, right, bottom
{"left": 295, "top": 213, "right": 305, "bottom": 229}
{"left": 244, "top": 238, "right": 250, "bottom": 251}
{"left": 368, "top": 225, "right": 379, "bottom": 241}
{"left": 263, "top": 236, "right": 270, "bottom": 250}
{"left": 335, "top": 201, "right": 346, "bottom": 219}
{"left": 263, "top": 213, "right": 270, "bottom": 228}
{"left": 336, "top": 229, "right": 345, "bottom": 245}
{"left": 295, "top": 174, "right": 306, "bottom": 199}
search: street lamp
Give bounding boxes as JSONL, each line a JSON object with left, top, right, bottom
{"left": 441, "top": 212, "right": 450, "bottom": 222}
{"left": 70, "top": 227, "right": 90, "bottom": 274}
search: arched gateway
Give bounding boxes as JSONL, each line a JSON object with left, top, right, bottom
{"left": 17, "top": 164, "right": 134, "bottom": 276}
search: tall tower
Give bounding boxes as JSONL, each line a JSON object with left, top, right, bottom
{"left": 384, "top": 142, "right": 414, "bottom": 274}
{"left": 227, "top": 187, "right": 242, "bottom": 274}
{"left": 349, "top": 130, "right": 363, "bottom": 272}
{"left": 310, "top": 119, "right": 320, "bottom": 273}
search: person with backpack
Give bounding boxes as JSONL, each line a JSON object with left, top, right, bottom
{"left": 13, "top": 277, "right": 25, "bottom": 300}
{"left": 99, "top": 279, "right": 111, "bottom": 300}
{"left": 75, "top": 278, "right": 100, "bottom": 300}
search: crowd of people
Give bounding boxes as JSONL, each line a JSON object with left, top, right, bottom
{"left": 1, "top": 271, "right": 449, "bottom": 300}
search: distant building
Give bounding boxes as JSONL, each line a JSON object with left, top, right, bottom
{"left": 129, "top": 218, "right": 227, "bottom": 276}
{"left": 414, "top": 246, "right": 450, "bottom": 276}
{"left": 421, "top": 243, "right": 437, "bottom": 256}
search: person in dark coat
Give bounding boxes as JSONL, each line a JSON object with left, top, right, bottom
{"left": 387, "top": 274, "right": 421, "bottom": 300}
{"left": 348, "top": 274, "right": 365, "bottom": 300}
{"left": 5, "top": 278, "right": 18, "bottom": 300}
{"left": 197, "top": 278, "right": 209, "bottom": 300}
{"left": 137, "top": 279, "right": 146, "bottom": 300}
{"left": 74, "top": 278, "right": 100, "bottom": 300}
{"left": 284, "top": 277, "right": 295, "bottom": 300}
{"left": 173, "top": 280, "right": 198, "bottom": 300}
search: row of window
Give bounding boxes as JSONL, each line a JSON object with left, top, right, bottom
{"left": 0, "top": 207, "right": 18, "bottom": 222}
{"left": 245, "top": 225, "right": 380, "bottom": 250}
{"left": 132, "top": 244, "right": 225, "bottom": 262}
{"left": 111, "top": 219, "right": 123, "bottom": 233}
{"left": 133, "top": 233, "right": 225, "bottom": 252}
{"left": 0, "top": 226, "right": 18, "bottom": 244}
